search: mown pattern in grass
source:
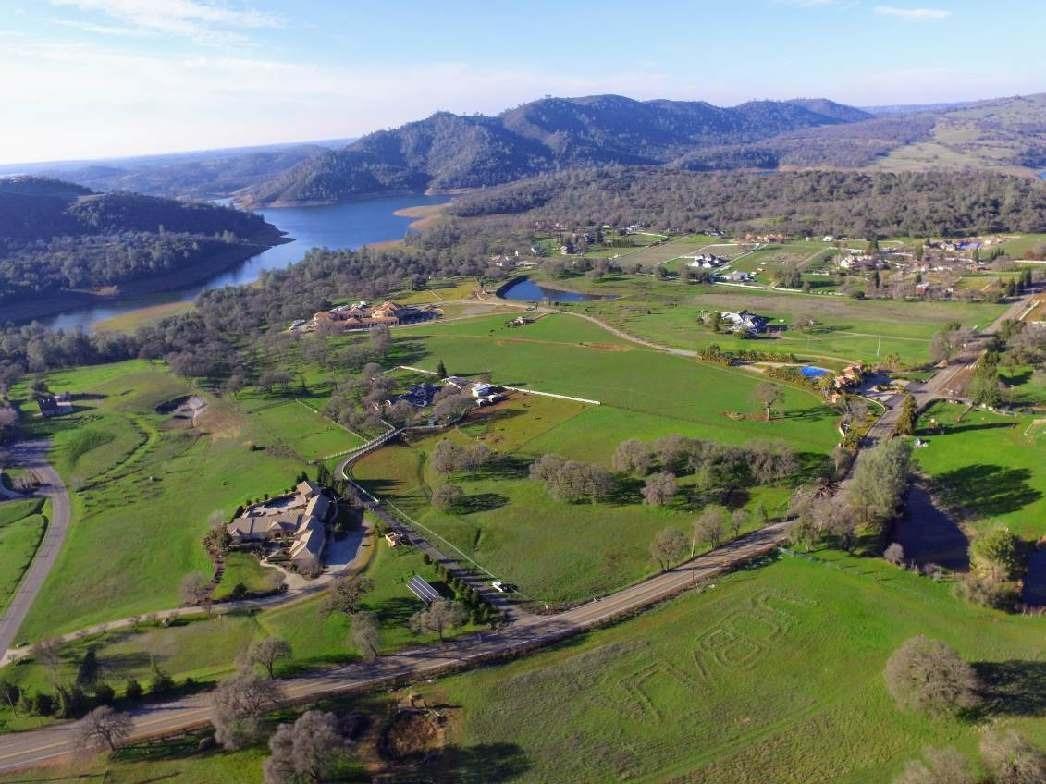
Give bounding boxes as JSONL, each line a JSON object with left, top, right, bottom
{"left": 437, "top": 553, "right": 1046, "bottom": 783}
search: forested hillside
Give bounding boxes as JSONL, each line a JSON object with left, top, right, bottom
{"left": 447, "top": 167, "right": 1046, "bottom": 238}
{"left": 0, "top": 177, "right": 282, "bottom": 303}
{"left": 239, "top": 95, "right": 869, "bottom": 206}
{"left": 241, "top": 92, "right": 1046, "bottom": 207}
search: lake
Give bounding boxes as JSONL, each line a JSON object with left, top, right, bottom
{"left": 36, "top": 193, "right": 449, "bottom": 332}
{"left": 499, "top": 277, "right": 616, "bottom": 302}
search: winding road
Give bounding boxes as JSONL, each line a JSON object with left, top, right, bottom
{"left": 0, "top": 520, "right": 790, "bottom": 772}
{"left": 0, "top": 287, "right": 1038, "bottom": 772}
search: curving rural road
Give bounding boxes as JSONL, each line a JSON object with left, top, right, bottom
{"left": 0, "top": 288, "right": 1037, "bottom": 772}
{"left": 0, "top": 440, "right": 69, "bottom": 656}
{"left": 0, "top": 520, "right": 791, "bottom": 772}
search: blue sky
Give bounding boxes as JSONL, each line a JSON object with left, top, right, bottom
{"left": 1, "top": 0, "right": 1043, "bottom": 164}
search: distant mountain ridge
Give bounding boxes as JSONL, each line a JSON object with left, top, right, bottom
{"left": 239, "top": 94, "right": 871, "bottom": 206}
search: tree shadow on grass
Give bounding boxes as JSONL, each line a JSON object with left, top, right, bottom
{"left": 471, "top": 455, "right": 530, "bottom": 481}
{"left": 940, "top": 422, "right": 1014, "bottom": 436}
{"left": 457, "top": 493, "right": 509, "bottom": 514}
{"left": 373, "top": 596, "right": 422, "bottom": 628}
{"left": 934, "top": 465, "right": 1041, "bottom": 518}
{"left": 973, "top": 660, "right": 1046, "bottom": 717}
{"left": 391, "top": 742, "right": 531, "bottom": 784}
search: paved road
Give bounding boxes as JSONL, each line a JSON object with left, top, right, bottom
{"left": 0, "top": 440, "right": 69, "bottom": 656}
{"left": 0, "top": 520, "right": 790, "bottom": 772}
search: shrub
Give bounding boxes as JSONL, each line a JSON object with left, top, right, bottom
{"left": 884, "top": 543, "right": 905, "bottom": 566}
{"left": 894, "top": 747, "right": 974, "bottom": 784}
{"left": 883, "top": 635, "right": 980, "bottom": 716}
{"left": 956, "top": 572, "right": 1020, "bottom": 611}
{"left": 979, "top": 728, "right": 1046, "bottom": 784}
{"left": 970, "top": 527, "right": 1024, "bottom": 581}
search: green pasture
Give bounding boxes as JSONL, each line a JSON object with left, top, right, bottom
{"left": 9, "top": 361, "right": 305, "bottom": 641}
{"left": 397, "top": 313, "right": 840, "bottom": 457}
{"left": 353, "top": 397, "right": 799, "bottom": 604}
{"left": 235, "top": 396, "right": 363, "bottom": 461}
{"left": 435, "top": 552, "right": 1045, "bottom": 783}
{"left": 0, "top": 498, "right": 46, "bottom": 612}
{"left": 915, "top": 402, "right": 1045, "bottom": 540}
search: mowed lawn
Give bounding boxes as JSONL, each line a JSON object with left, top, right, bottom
{"left": 12, "top": 361, "right": 306, "bottom": 641}
{"left": 354, "top": 395, "right": 799, "bottom": 604}
{"left": 434, "top": 553, "right": 1046, "bottom": 784}
{"left": 0, "top": 498, "right": 46, "bottom": 612}
{"left": 560, "top": 280, "right": 1007, "bottom": 365}
{"left": 915, "top": 402, "right": 1046, "bottom": 540}
{"left": 397, "top": 313, "right": 840, "bottom": 456}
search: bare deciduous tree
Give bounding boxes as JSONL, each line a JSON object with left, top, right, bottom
{"left": 349, "top": 611, "right": 380, "bottom": 662}
{"left": 650, "top": 527, "right": 688, "bottom": 571}
{"left": 244, "top": 637, "right": 292, "bottom": 679}
{"left": 894, "top": 746, "right": 974, "bottom": 784}
{"left": 408, "top": 600, "right": 467, "bottom": 641}
{"left": 642, "top": 472, "right": 677, "bottom": 506}
{"left": 979, "top": 728, "right": 1046, "bottom": 784}
{"left": 75, "top": 706, "right": 133, "bottom": 755}
{"left": 753, "top": 382, "right": 783, "bottom": 422}
{"left": 884, "top": 543, "right": 905, "bottom": 566}
{"left": 263, "top": 710, "right": 347, "bottom": 784}
{"left": 180, "top": 572, "right": 213, "bottom": 606}
{"left": 692, "top": 506, "right": 726, "bottom": 555}
{"left": 884, "top": 636, "right": 980, "bottom": 717}
{"left": 212, "top": 671, "right": 284, "bottom": 750}
{"left": 31, "top": 638, "right": 62, "bottom": 686}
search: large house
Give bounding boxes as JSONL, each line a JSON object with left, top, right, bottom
{"left": 310, "top": 300, "right": 433, "bottom": 333}
{"left": 227, "top": 480, "right": 333, "bottom": 570}
{"left": 720, "top": 310, "right": 770, "bottom": 336}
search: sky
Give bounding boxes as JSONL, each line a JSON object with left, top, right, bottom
{"left": 1, "top": 0, "right": 1043, "bottom": 165}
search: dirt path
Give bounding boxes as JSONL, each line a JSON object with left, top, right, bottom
{"left": 0, "top": 440, "right": 69, "bottom": 657}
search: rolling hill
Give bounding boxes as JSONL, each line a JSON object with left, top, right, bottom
{"left": 241, "top": 92, "right": 1046, "bottom": 207}
{"left": 238, "top": 95, "right": 871, "bottom": 207}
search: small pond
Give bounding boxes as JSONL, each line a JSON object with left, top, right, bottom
{"left": 499, "top": 277, "right": 617, "bottom": 303}
{"left": 800, "top": 366, "right": 831, "bottom": 378}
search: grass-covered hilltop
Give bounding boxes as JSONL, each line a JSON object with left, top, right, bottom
{"left": 0, "top": 150, "right": 1043, "bottom": 783}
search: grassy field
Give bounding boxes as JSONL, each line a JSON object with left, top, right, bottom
{"left": 432, "top": 552, "right": 1045, "bottom": 783}
{"left": 23, "top": 549, "right": 1042, "bottom": 783}
{"left": 538, "top": 277, "right": 1007, "bottom": 365}
{"left": 9, "top": 361, "right": 306, "bottom": 640}
{"left": 353, "top": 393, "right": 800, "bottom": 604}
{"left": 915, "top": 402, "right": 1046, "bottom": 540}
{"left": 0, "top": 498, "right": 46, "bottom": 612}
{"left": 233, "top": 394, "right": 364, "bottom": 461}
{"left": 398, "top": 313, "right": 840, "bottom": 456}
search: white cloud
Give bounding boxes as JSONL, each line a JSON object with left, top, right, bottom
{"left": 50, "top": 0, "right": 282, "bottom": 44}
{"left": 874, "top": 5, "right": 952, "bottom": 20}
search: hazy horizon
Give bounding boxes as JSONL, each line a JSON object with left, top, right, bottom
{"left": 2, "top": 0, "right": 1044, "bottom": 166}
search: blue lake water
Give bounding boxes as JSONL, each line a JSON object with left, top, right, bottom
{"left": 499, "top": 277, "right": 616, "bottom": 302}
{"left": 37, "top": 193, "right": 448, "bottom": 332}
{"left": 800, "top": 366, "right": 830, "bottom": 378}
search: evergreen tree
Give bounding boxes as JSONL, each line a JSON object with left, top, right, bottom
{"left": 894, "top": 394, "right": 918, "bottom": 436}
{"left": 436, "top": 359, "right": 449, "bottom": 379}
